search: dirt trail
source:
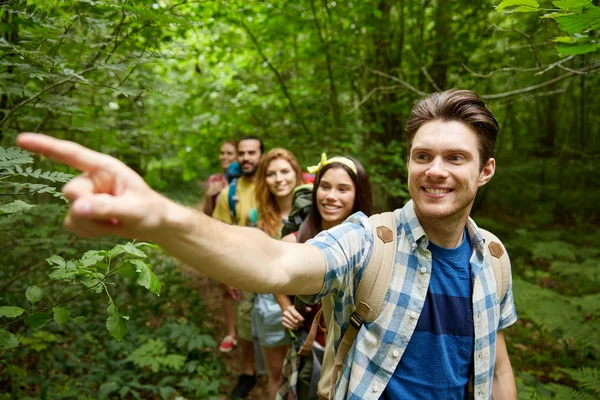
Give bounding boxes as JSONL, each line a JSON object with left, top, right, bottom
{"left": 183, "top": 267, "right": 269, "bottom": 400}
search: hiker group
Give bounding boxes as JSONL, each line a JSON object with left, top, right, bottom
{"left": 17, "top": 89, "right": 518, "bottom": 400}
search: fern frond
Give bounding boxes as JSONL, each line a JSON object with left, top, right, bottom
{"left": 5, "top": 182, "right": 68, "bottom": 202}
{"left": 551, "top": 259, "right": 600, "bottom": 282}
{"left": 513, "top": 278, "right": 600, "bottom": 349}
{"left": 561, "top": 367, "right": 600, "bottom": 395}
{"left": 0, "top": 200, "right": 35, "bottom": 214}
{"left": 0, "top": 147, "right": 33, "bottom": 168}
{"left": 546, "top": 382, "right": 596, "bottom": 399}
{"left": 13, "top": 166, "right": 74, "bottom": 183}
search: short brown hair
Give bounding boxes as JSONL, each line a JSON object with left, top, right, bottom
{"left": 405, "top": 89, "right": 499, "bottom": 169}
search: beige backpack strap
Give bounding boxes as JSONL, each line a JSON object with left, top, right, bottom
{"left": 480, "top": 229, "right": 510, "bottom": 302}
{"left": 299, "top": 306, "right": 324, "bottom": 356}
{"left": 328, "top": 212, "right": 398, "bottom": 396}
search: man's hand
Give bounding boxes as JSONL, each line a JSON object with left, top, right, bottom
{"left": 16, "top": 133, "right": 170, "bottom": 241}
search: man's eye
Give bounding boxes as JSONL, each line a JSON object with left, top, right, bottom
{"left": 449, "top": 155, "right": 465, "bottom": 162}
{"left": 414, "top": 153, "right": 428, "bottom": 161}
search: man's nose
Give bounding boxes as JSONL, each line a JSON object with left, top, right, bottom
{"left": 426, "top": 157, "right": 449, "bottom": 179}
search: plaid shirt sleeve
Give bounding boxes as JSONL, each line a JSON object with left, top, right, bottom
{"left": 498, "top": 259, "right": 517, "bottom": 330}
{"left": 299, "top": 212, "right": 373, "bottom": 305}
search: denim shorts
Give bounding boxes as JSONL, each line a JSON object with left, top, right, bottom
{"left": 253, "top": 294, "right": 290, "bottom": 348}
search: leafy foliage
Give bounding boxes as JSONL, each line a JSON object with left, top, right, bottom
{"left": 497, "top": 0, "right": 600, "bottom": 56}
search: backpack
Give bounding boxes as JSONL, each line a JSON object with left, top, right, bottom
{"left": 281, "top": 183, "right": 314, "bottom": 238}
{"left": 225, "top": 162, "right": 242, "bottom": 224}
{"left": 299, "top": 213, "right": 511, "bottom": 400}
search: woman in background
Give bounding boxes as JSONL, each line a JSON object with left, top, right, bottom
{"left": 276, "top": 153, "right": 373, "bottom": 400}
{"left": 252, "top": 148, "right": 305, "bottom": 399}
{"left": 202, "top": 140, "right": 237, "bottom": 216}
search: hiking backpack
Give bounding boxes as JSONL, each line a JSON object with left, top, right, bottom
{"left": 281, "top": 183, "right": 314, "bottom": 238}
{"left": 225, "top": 162, "right": 242, "bottom": 224}
{"left": 299, "top": 212, "right": 511, "bottom": 400}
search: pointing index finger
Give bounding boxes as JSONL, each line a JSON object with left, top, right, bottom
{"left": 17, "top": 133, "right": 119, "bottom": 173}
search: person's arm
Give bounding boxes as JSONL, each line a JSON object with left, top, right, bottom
{"left": 16, "top": 133, "right": 326, "bottom": 295}
{"left": 275, "top": 232, "right": 306, "bottom": 329}
{"left": 492, "top": 330, "right": 517, "bottom": 399}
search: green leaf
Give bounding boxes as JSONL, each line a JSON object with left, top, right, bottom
{"left": 0, "top": 306, "right": 27, "bottom": 318}
{"left": 557, "top": 42, "right": 599, "bottom": 55}
{"left": 53, "top": 307, "right": 70, "bottom": 327}
{"left": 0, "top": 328, "right": 19, "bottom": 349}
{"left": 497, "top": 0, "right": 540, "bottom": 13}
{"left": 542, "top": 12, "right": 569, "bottom": 19}
{"left": 0, "top": 200, "right": 35, "bottom": 215}
{"left": 556, "top": 8, "right": 600, "bottom": 33}
{"left": 553, "top": 35, "right": 576, "bottom": 43}
{"left": 80, "top": 250, "right": 107, "bottom": 267}
{"left": 119, "top": 242, "right": 147, "bottom": 258}
{"left": 98, "top": 381, "right": 121, "bottom": 400}
{"left": 73, "top": 316, "right": 86, "bottom": 325}
{"left": 106, "top": 303, "right": 127, "bottom": 341}
{"left": 46, "top": 255, "right": 66, "bottom": 268}
{"left": 553, "top": 0, "right": 593, "bottom": 10}
{"left": 25, "top": 312, "right": 50, "bottom": 329}
{"left": 114, "top": 261, "right": 137, "bottom": 279}
{"left": 131, "top": 260, "right": 161, "bottom": 295}
{"left": 25, "top": 286, "right": 43, "bottom": 304}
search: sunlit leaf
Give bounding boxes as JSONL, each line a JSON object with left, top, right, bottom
{"left": 0, "top": 306, "right": 27, "bottom": 318}
{"left": 25, "top": 286, "right": 43, "bottom": 304}
{"left": 497, "top": 0, "right": 540, "bottom": 13}
{"left": 555, "top": 8, "right": 600, "bottom": 33}
{"left": 53, "top": 307, "right": 70, "bottom": 327}
{"left": 553, "top": 0, "right": 593, "bottom": 9}
{"left": 46, "top": 255, "right": 66, "bottom": 268}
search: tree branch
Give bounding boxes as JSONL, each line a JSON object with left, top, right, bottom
{"left": 481, "top": 63, "right": 600, "bottom": 100}
{"left": 366, "top": 67, "right": 428, "bottom": 96}
{"left": 0, "top": 66, "right": 99, "bottom": 127}
{"left": 348, "top": 84, "right": 403, "bottom": 114}
{"left": 236, "top": 10, "right": 312, "bottom": 137}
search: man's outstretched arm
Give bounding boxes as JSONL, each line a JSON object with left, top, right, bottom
{"left": 16, "top": 133, "right": 326, "bottom": 295}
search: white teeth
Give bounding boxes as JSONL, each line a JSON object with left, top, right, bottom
{"left": 425, "top": 188, "right": 450, "bottom": 195}
{"left": 323, "top": 205, "right": 339, "bottom": 210}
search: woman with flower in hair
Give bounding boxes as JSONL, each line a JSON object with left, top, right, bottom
{"left": 275, "top": 153, "right": 373, "bottom": 400}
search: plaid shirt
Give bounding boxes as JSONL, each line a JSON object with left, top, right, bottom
{"left": 300, "top": 200, "right": 517, "bottom": 400}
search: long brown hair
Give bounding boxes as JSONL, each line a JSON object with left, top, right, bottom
{"left": 255, "top": 148, "right": 303, "bottom": 238}
{"left": 298, "top": 157, "right": 373, "bottom": 243}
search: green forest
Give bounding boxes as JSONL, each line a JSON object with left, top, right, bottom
{"left": 1, "top": 0, "right": 599, "bottom": 399}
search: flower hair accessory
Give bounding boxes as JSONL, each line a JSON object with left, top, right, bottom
{"left": 307, "top": 153, "right": 357, "bottom": 175}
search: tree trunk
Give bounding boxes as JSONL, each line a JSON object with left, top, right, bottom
{"left": 429, "top": 0, "right": 451, "bottom": 90}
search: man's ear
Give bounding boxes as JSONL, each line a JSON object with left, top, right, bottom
{"left": 477, "top": 158, "right": 495, "bottom": 187}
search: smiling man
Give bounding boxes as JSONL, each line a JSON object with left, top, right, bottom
{"left": 211, "top": 136, "right": 264, "bottom": 399}
{"left": 17, "top": 90, "right": 517, "bottom": 400}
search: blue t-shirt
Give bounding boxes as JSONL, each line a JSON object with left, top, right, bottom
{"left": 383, "top": 231, "right": 474, "bottom": 399}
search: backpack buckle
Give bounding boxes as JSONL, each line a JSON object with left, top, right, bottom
{"left": 349, "top": 312, "right": 363, "bottom": 329}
